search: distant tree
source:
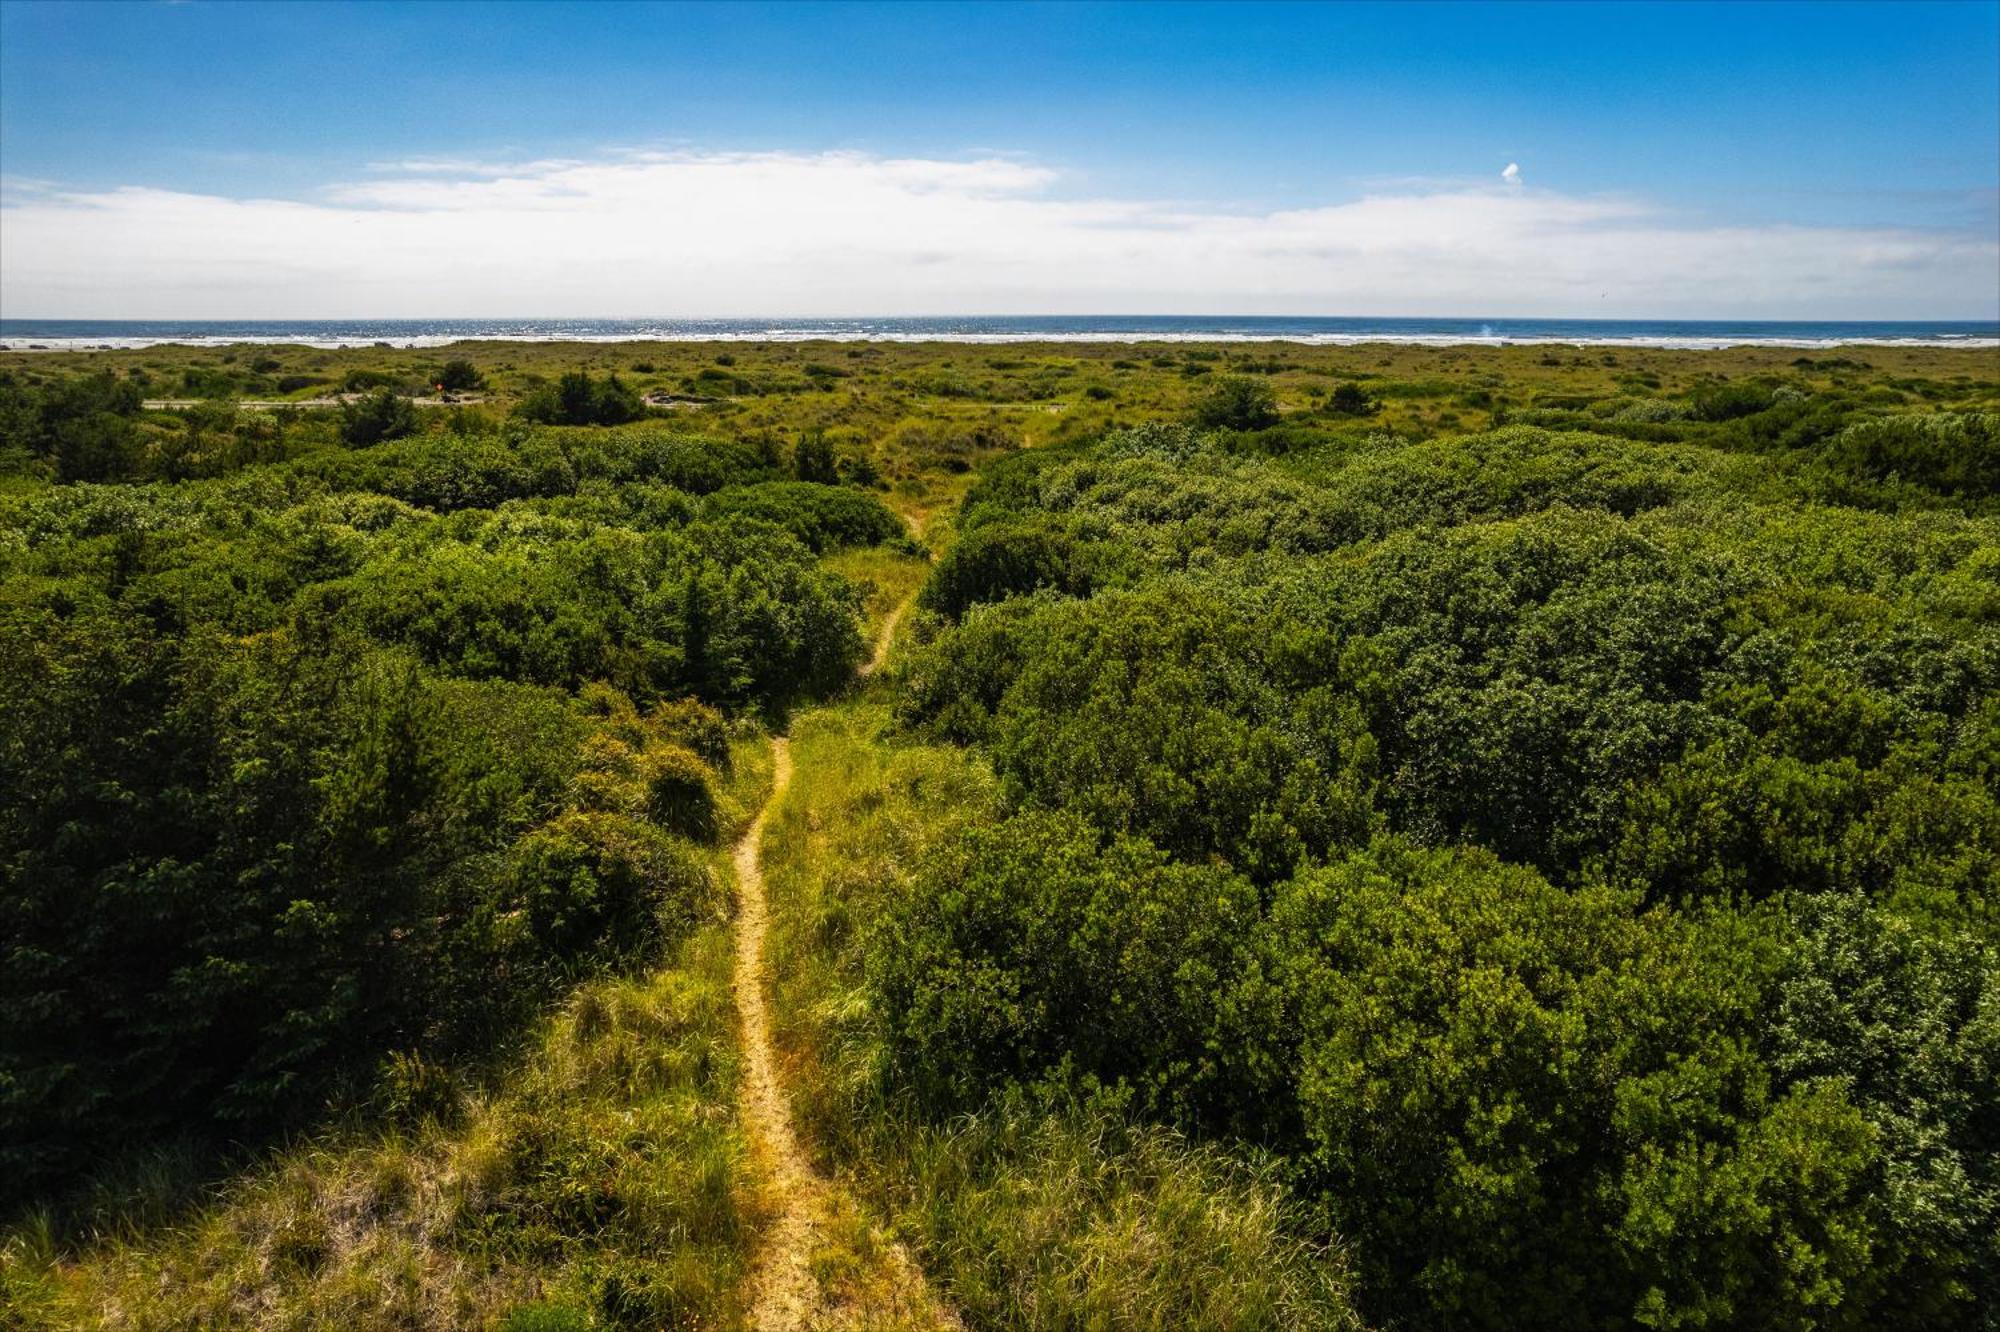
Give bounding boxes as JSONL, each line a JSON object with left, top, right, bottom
{"left": 794, "top": 429, "right": 839, "bottom": 483}
{"left": 342, "top": 368, "right": 402, "bottom": 393}
{"left": 1688, "top": 380, "right": 1775, "bottom": 421}
{"left": 591, "top": 372, "right": 644, "bottom": 424}
{"left": 841, "top": 450, "right": 883, "bottom": 489}
{"left": 1327, "top": 382, "right": 1375, "bottom": 416}
{"left": 1192, "top": 376, "right": 1280, "bottom": 431}
{"left": 178, "top": 365, "right": 241, "bottom": 399}
{"left": 340, "top": 389, "right": 418, "bottom": 447}
{"left": 435, "top": 359, "right": 486, "bottom": 392}
{"left": 555, "top": 372, "right": 597, "bottom": 424}
{"left": 0, "top": 370, "right": 146, "bottom": 480}
{"left": 516, "top": 371, "right": 644, "bottom": 426}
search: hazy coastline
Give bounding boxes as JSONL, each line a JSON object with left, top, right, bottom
{"left": 4, "top": 315, "right": 1995, "bottom": 353}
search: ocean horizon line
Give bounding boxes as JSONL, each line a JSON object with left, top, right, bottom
{"left": 4, "top": 314, "right": 1996, "bottom": 353}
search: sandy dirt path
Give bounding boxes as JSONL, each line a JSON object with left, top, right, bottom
{"left": 733, "top": 738, "right": 958, "bottom": 1329}
{"left": 732, "top": 737, "right": 824, "bottom": 1327}
{"left": 139, "top": 394, "right": 485, "bottom": 411}
{"left": 734, "top": 500, "right": 955, "bottom": 1328}
{"left": 860, "top": 594, "right": 915, "bottom": 679}
{"left": 856, "top": 506, "right": 929, "bottom": 680}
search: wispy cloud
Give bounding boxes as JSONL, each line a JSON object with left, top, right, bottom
{"left": 2, "top": 149, "right": 1993, "bottom": 317}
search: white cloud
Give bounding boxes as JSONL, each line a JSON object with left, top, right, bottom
{"left": 1, "top": 149, "right": 1993, "bottom": 318}
{"left": 1501, "top": 162, "right": 1521, "bottom": 186}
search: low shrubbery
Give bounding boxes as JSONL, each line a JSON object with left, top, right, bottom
{"left": 0, "top": 415, "right": 889, "bottom": 1203}
{"left": 516, "top": 371, "right": 644, "bottom": 426}
{"left": 882, "top": 414, "right": 2000, "bottom": 1327}
{"left": 702, "top": 480, "right": 905, "bottom": 552}
{"left": 339, "top": 387, "right": 418, "bottom": 445}
{"left": 4, "top": 344, "right": 1997, "bottom": 1327}
{"left": 1190, "top": 375, "right": 1280, "bottom": 430}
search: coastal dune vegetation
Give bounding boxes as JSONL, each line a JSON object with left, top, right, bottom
{"left": 1, "top": 337, "right": 1996, "bottom": 1329}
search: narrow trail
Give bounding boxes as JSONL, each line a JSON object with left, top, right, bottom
{"left": 733, "top": 737, "right": 822, "bottom": 1327}
{"left": 860, "top": 591, "right": 916, "bottom": 679}
{"left": 734, "top": 573, "right": 958, "bottom": 1330}
{"left": 858, "top": 506, "right": 929, "bottom": 681}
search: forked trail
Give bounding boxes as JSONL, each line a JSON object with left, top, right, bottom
{"left": 733, "top": 583, "right": 956, "bottom": 1329}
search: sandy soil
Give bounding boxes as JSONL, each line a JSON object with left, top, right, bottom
{"left": 139, "top": 393, "right": 486, "bottom": 411}
{"left": 733, "top": 729, "right": 959, "bottom": 1330}
{"left": 732, "top": 737, "right": 824, "bottom": 1326}
{"left": 860, "top": 594, "right": 913, "bottom": 679}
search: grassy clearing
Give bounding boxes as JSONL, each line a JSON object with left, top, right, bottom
{"left": 1, "top": 735, "right": 777, "bottom": 1332}
{"left": 757, "top": 702, "right": 1363, "bottom": 1330}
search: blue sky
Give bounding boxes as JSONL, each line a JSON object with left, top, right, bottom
{"left": 2, "top": 1, "right": 1996, "bottom": 318}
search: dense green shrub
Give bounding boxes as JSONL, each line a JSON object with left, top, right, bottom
{"left": 702, "top": 481, "right": 904, "bottom": 551}
{"left": 517, "top": 371, "right": 645, "bottom": 426}
{"left": 1189, "top": 376, "right": 1280, "bottom": 430}
{"left": 1819, "top": 411, "right": 1999, "bottom": 501}
{"left": 0, "top": 369, "right": 144, "bottom": 480}
{"left": 872, "top": 811, "right": 1261, "bottom": 1125}
{"left": 919, "top": 517, "right": 1098, "bottom": 618}
{"left": 911, "top": 582, "right": 1378, "bottom": 880}
{"left": 435, "top": 358, "right": 487, "bottom": 392}
{"left": 302, "top": 514, "right": 863, "bottom": 704}
{"left": 641, "top": 696, "right": 734, "bottom": 771}
{"left": 792, "top": 429, "right": 839, "bottom": 483}
{"left": 1688, "top": 380, "right": 1775, "bottom": 421}
{"left": 1761, "top": 891, "right": 2000, "bottom": 1322}
{"left": 342, "top": 368, "right": 404, "bottom": 392}
{"left": 339, "top": 388, "right": 419, "bottom": 446}
{"left": 506, "top": 811, "right": 713, "bottom": 960}
{"left": 563, "top": 426, "right": 779, "bottom": 493}
{"left": 1326, "top": 382, "right": 1373, "bottom": 415}
{"left": 302, "top": 430, "right": 571, "bottom": 509}
{"left": 886, "top": 402, "right": 2000, "bottom": 1328}
{"left": 1259, "top": 844, "right": 1878, "bottom": 1329}
{"left": 642, "top": 746, "right": 721, "bottom": 842}
{"left": 0, "top": 402, "right": 894, "bottom": 1202}
{"left": 0, "top": 629, "right": 580, "bottom": 1192}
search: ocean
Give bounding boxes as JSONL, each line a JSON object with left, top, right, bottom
{"left": 1, "top": 315, "right": 1995, "bottom": 352}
